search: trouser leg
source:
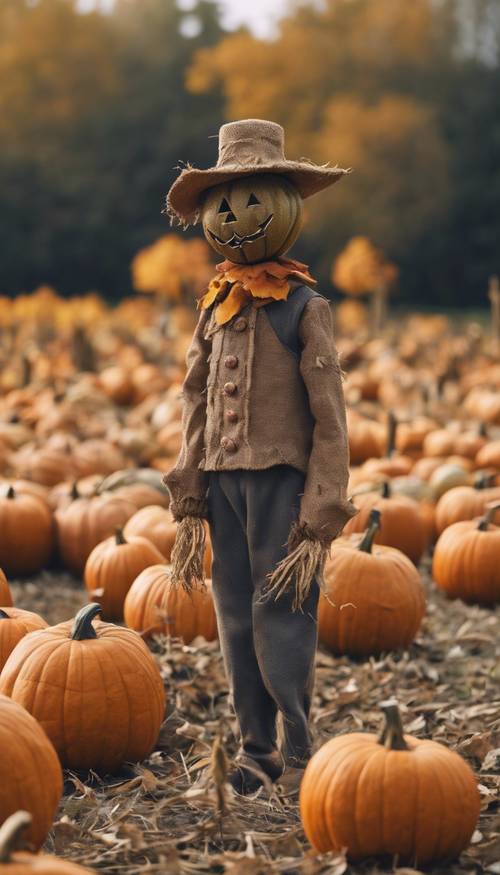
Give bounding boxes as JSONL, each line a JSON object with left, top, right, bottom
{"left": 208, "top": 472, "right": 281, "bottom": 778}
{"left": 245, "top": 466, "right": 319, "bottom": 767}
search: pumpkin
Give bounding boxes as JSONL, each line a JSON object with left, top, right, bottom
{"left": 318, "top": 510, "right": 425, "bottom": 656}
{"left": 73, "top": 440, "right": 126, "bottom": 479}
{"left": 476, "top": 439, "right": 500, "bottom": 470}
{"left": 0, "top": 811, "right": 92, "bottom": 872}
{"left": 13, "top": 445, "right": 76, "bottom": 487}
{"left": 201, "top": 174, "right": 303, "bottom": 264}
{"left": 124, "top": 565, "right": 218, "bottom": 644}
{"left": 0, "top": 609, "right": 47, "bottom": 673}
{"left": 428, "top": 461, "right": 471, "bottom": 500}
{"left": 300, "top": 700, "right": 480, "bottom": 864}
{"left": 0, "top": 695, "right": 62, "bottom": 850}
{"left": 0, "top": 488, "right": 53, "bottom": 577}
{"left": 361, "top": 412, "right": 413, "bottom": 478}
{"left": 435, "top": 474, "right": 500, "bottom": 534}
{"left": 344, "top": 482, "right": 426, "bottom": 564}
{"left": 55, "top": 493, "right": 137, "bottom": 575}
{"left": 0, "top": 604, "right": 166, "bottom": 773}
{"left": 123, "top": 505, "right": 176, "bottom": 560}
{"left": 346, "top": 411, "right": 384, "bottom": 465}
{"left": 99, "top": 365, "right": 134, "bottom": 405}
{"left": 84, "top": 529, "right": 165, "bottom": 621}
{"left": 423, "top": 427, "right": 487, "bottom": 460}
{"left": 432, "top": 502, "right": 500, "bottom": 605}
{"left": 0, "top": 573, "right": 12, "bottom": 609}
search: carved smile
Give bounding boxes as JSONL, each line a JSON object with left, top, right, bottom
{"left": 208, "top": 214, "right": 273, "bottom": 249}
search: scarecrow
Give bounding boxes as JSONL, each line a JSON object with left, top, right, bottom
{"left": 164, "top": 119, "right": 356, "bottom": 793}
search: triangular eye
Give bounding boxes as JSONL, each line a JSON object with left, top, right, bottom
{"left": 218, "top": 198, "right": 231, "bottom": 214}
{"left": 247, "top": 193, "right": 260, "bottom": 206}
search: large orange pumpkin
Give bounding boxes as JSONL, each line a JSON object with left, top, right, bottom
{"left": 344, "top": 482, "right": 426, "bottom": 564}
{"left": 432, "top": 502, "right": 500, "bottom": 605}
{"left": 300, "top": 701, "right": 480, "bottom": 864}
{"left": 55, "top": 493, "right": 137, "bottom": 574}
{"left": 0, "top": 811, "right": 92, "bottom": 872}
{"left": 435, "top": 476, "right": 500, "bottom": 534}
{"left": 124, "top": 565, "right": 218, "bottom": 644}
{"left": 318, "top": 510, "right": 425, "bottom": 657}
{"left": 201, "top": 174, "right": 303, "bottom": 264}
{"left": 0, "top": 488, "right": 53, "bottom": 577}
{"left": 0, "top": 604, "right": 166, "bottom": 773}
{"left": 0, "top": 695, "right": 62, "bottom": 850}
{"left": 84, "top": 529, "right": 165, "bottom": 620}
{"left": 0, "top": 573, "right": 12, "bottom": 609}
{"left": 0, "top": 609, "right": 47, "bottom": 673}
{"left": 123, "top": 506, "right": 177, "bottom": 560}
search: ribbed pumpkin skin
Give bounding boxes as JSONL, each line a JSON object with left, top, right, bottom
{"left": 0, "top": 491, "right": 53, "bottom": 577}
{"left": 343, "top": 493, "right": 426, "bottom": 564}
{"left": 435, "top": 485, "right": 500, "bottom": 534}
{"left": 318, "top": 539, "right": 425, "bottom": 656}
{"left": 0, "top": 617, "right": 166, "bottom": 773}
{"left": 55, "top": 494, "right": 137, "bottom": 574}
{"left": 124, "top": 565, "right": 218, "bottom": 644}
{"left": 0, "top": 609, "right": 48, "bottom": 672}
{"left": 300, "top": 731, "right": 480, "bottom": 864}
{"left": 201, "top": 174, "right": 303, "bottom": 264}
{"left": 0, "top": 695, "right": 62, "bottom": 850}
{"left": 84, "top": 533, "right": 165, "bottom": 621}
{"left": 432, "top": 519, "right": 500, "bottom": 605}
{"left": 0, "top": 571, "right": 12, "bottom": 608}
{"left": 123, "top": 506, "right": 176, "bottom": 560}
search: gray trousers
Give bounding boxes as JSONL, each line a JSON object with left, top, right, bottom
{"left": 208, "top": 466, "right": 319, "bottom": 775}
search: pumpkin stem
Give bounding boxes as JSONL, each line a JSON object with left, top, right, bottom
{"left": 115, "top": 527, "right": 127, "bottom": 546}
{"left": 70, "top": 481, "right": 80, "bottom": 501}
{"left": 477, "top": 501, "right": 500, "bottom": 531}
{"left": 0, "top": 811, "right": 32, "bottom": 863}
{"left": 380, "top": 480, "right": 390, "bottom": 499}
{"left": 478, "top": 421, "right": 488, "bottom": 438}
{"left": 71, "top": 603, "right": 102, "bottom": 640}
{"left": 359, "top": 509, "right": 381, "bottom": 554}
{"left": 6, "top": 486, "right": 15, "bottom": 500}
{"left": 378, "top": 700, "right": 409, "bottom": 751}
{"left": 386, "top": 412, "right": 397, "bottom": 458}
{"left": 474, "top": 471, "right": 494, "bottom": 490}
{"left": 0, "top": 609, "right": 9, "bottom": 620}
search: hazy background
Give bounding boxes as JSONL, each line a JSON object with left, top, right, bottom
{"left": 1, "top": 0, "right": 499, "bottom": 307}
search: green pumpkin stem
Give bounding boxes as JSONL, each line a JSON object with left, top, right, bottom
{"left": 378, "top": 700, "right": 409, "bottom": 751}
{"left": 359, "top": 509, "right": 381, "bottom": 554}
{"left": 477, "top": 501, "right": 500, "bottom": 531}
{"left": 115, "top": 527, "right": 127, "bottom": 546}
{"left": 0, "top": 811, "right": 32, "bottom": 863}
{"left": 0, "top": 609, "right": 9, "bottom": 619}
{"left": 386, "top": 412, "right": 397, "bottom": 458}
{"left": 380, "top": 480, "right": 391, "bottom": 499}
{"left": 71, "top": 603, "right": 102, "bottom": 640}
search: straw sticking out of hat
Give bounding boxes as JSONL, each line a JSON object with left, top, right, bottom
{"left": 166, "top": 119, "right": 350, "bottom": 226}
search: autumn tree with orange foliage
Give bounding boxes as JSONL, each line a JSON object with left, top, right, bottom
{"left": 131, "top": 235, "right": 213, "bottom": 302}
{"left": 333, "top": 237, "right": 398, "bottom": 333}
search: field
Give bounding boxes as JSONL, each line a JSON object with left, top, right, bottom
{"left": 0, "top": 288, "right": 499, "bottom": 874}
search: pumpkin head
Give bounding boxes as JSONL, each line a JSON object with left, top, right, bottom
{"left": 201, "top": 174, "right": 303, "bottom": 264}
{"left": 0, "top": 572, "right": 12, "bottom": 609}
{"left": 0, "top": 609, "right": 47, "bottom": 673}
{"left": 0, "top": 695, "right": 62, "bottom": 850}
{"left": 300, "top": 701, "right": 480, "bottom": 864}
{"left": 432, "top": 502, "right": 500, "bottom": 604}
{"left": 124, "top": 565, "right": 218, "bottom": 644}
{"left": 319, "top": 510, "right": 425, "bottom": 657}
{"left": 0, "top": 604, "right": 166, "bottom": 773}
{"left": 84, "top": 528, "right": 165, "bottom": 621}
{"left": 0, "top": 811, "right": 91, "bottom": 872}
{"left": 0, "top": 487, "right": 53, "bottom": 577}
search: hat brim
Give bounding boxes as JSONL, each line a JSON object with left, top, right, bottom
{"left": 166, "top": 161, "right": 350, "bottom": 225}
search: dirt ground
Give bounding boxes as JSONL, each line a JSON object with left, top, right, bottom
{"left": 10, "top": 563, "right": 500, "bottom": 875}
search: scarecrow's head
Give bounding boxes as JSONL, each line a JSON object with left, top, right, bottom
{"left": 201, "top": 173, "right": 303, "bottom": 264}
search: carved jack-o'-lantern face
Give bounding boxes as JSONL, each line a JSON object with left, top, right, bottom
{"left": 201, "top": 174, "right": 303, "bottom": 264}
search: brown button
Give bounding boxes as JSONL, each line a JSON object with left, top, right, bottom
{"left": 223, "top": 381, "right": 237, "bottom": 396}
{"left": 226, "top": 409, "right": 238, "bottom": 423}
{"left": 220, "top": 436, "right": 237, "bottom": 453}
{"left": 225, "top": 355, "right": 238, "bottom": 369}
{"left": 233, "top": 317, "right": 247, "bottom": 332}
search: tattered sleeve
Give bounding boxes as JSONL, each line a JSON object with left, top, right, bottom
{"left": 298, "top": 296, "right": 357, "bottom": 543}
{"left": 163, "top": 309, "right": 211, "bottom": 521}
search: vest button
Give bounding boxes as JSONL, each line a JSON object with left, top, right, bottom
{"left": 223, "top": 382, "right": 237, "bottom": 396}
{"left": 233, "top": 317, "right": 248, "bottom": 332}
{"left": 224, "top": 355, "right": 238, "bottom": 369}
{"left": 226, "top": 409, "right": 238, "bottom": 423}
{"left": 221, "top": 436, "right": 237, "bottom": 453}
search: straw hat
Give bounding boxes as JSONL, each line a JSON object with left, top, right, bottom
{"left": 166, "top": 119, "right": 349, "bottom": 225}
